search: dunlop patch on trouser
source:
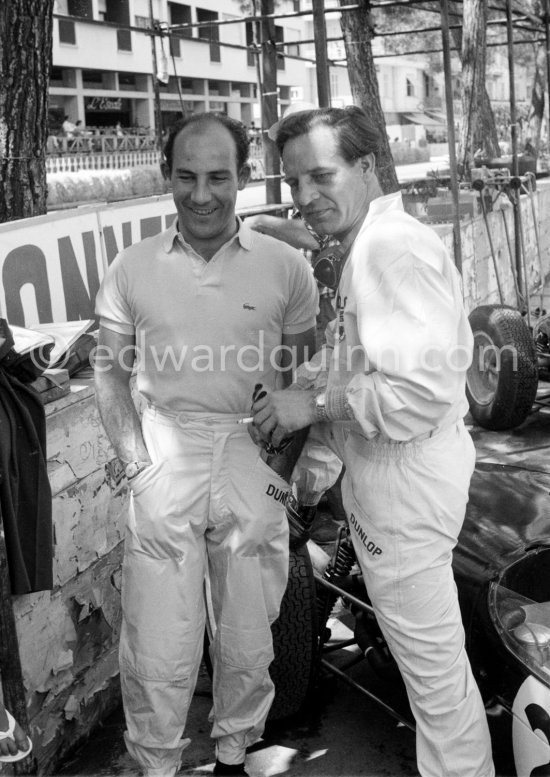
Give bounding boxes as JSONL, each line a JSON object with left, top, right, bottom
{"left": 349, "top": 512, "right": 383, "bottom": 557}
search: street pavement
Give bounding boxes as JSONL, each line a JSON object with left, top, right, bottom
{"left": 58, "top": 619, "right": 418, "bottom": 777}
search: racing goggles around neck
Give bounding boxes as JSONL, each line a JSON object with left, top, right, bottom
{"left": 312, "top": 243, "right": 348, "bottom": 291}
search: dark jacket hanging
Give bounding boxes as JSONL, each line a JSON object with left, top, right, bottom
{"left": 0, "top": 320, "right": 53, "bottom": 594}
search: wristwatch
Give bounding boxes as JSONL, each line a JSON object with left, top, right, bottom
{"left": 124, "top": 460, "right": 150, "bottom": 480}
{"left": 314, "top": 391, "right": 329, "bottom": 422}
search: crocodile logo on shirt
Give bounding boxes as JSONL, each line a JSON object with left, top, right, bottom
{"left": 243, "top": 303, "right": 256, "bottom": 310}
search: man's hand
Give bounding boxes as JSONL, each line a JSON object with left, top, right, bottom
{"left": 251, "top": 386, "right": 317, "bottom": 447}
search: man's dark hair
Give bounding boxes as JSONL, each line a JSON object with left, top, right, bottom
{"left": 275, "top": 106, "right": 380, "bottom": 163}
{"left": 163, "top": 112, "right": 250, "bottom": 173}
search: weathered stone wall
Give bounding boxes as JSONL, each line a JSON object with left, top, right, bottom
{"left": 13, "top": 380, "right": 127, "bottom": 774}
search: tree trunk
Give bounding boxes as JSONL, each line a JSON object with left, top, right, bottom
{"left": 527, "top": 42, "right": 547, "bottom": 158}
{"left": 476, "top": 89, "right": 501, "bottom": 159}
{"left": 459, "top": 0, "right": 486, "bottom": 175}
{"left": 339, "top": 0, "right": 399, "bottom": 194}
{"left": 449, "top": 0, "right": 500, "bottom": 173}
{"left": 0, "top": 0, "right": 54, "bottom": 223}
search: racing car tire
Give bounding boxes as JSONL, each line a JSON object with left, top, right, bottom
{"left": 203, "top": 545, "right": 320, "bottom": 722}
{"left": 466, "top": 304, "right": 538, "bottom": 431}
{"left": 268, "top": 544, "right": 320, "bottom": 720}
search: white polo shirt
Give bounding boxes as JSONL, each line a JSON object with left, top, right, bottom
{"left": 96, "top": 218, "right": 317, "bottom": 414}
{"left": 323, "top": 192, "right": 473, "bottom": 441}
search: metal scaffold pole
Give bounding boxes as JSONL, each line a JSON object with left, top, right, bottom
{"left": 261, "top": 0, "right": 281, "bottom": 204}
{"left": 148, "top": 0, "right": 164, "bottom": 154}
{"left": 313, "top": 0, "right": 331, "bottom": 107}
{"left": 440, "top": 0, "right": 463, "bottom": 274}
{"left": 544, "top": 0, "right": 550, "bottom": 154}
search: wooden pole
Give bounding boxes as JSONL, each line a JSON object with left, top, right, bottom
{"left": 312, "top": 0, "right": 331, "bottom": 107}
{"left": 440, "top": 0, "right": 463, "bottom": 274}
{"left": 148, "top": 0, "right": 164, "bottom": 154}
{"left": 0, "top": 523, "right": 35, "bottom": 774}
{"left": 544, "top": 0, "right": 550, "bottom": 153}
{"left": 506, "top": 0, "right": 519, "bottom": 177}
{"left": 506, "top": 0, "right": 524, "bottom": 297}
{"left": 260, "top": 0, "right": 281, "bottom": 204}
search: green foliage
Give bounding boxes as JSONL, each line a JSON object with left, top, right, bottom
{"left": 372, "top": 5, "right": 444, "bottom": 72}
{"left": 46, "top": 166, "right": 166, "bottom": 208}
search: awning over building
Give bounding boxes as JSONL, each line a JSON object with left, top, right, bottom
{"left": 402, "top": 112, "right": 446, "bottom": 127}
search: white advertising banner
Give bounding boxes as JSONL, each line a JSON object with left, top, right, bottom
{"left": 0, "top": 207, "right": 104, "bottom": 328}
{"left": 97, "top": 195, "right": 177, "bottom": 267}
{"left": 0, "top": 196, "right": 177, "bottom": 326}
{"left": 0, "top": 192, "right": 275, "bottom": 326}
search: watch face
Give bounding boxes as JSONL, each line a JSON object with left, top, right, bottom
{"left": 126, "top": 462, "right": 148, "bottom": 479}
{"left": 125, "top": 463, "right": 138, "bottom": 479}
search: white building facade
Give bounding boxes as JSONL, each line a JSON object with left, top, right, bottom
{"left": 50, "top": 0, "right": 309, "bottom": 132}
{"left": 296, "top": 1, "right": 446, "bottom": 145}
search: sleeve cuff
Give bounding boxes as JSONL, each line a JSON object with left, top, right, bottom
{"left": 325, "top": 386, "right": 355, "bottom": 421}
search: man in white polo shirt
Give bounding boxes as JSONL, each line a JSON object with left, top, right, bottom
{"left": 94, "top": 113, "right": 317, "bottom": 777}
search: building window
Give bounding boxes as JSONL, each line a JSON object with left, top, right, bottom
{"left": 168, "top": 3, "right": 192, "bottom": 57}
{"left": 82, "top": 69, "right": 112, "bottom": 89}
{"left": 104, "top": 0, "right": 129, "bottom": 25}
{"left": 180, "top": 78, "right": 194, "bottom": 94}
{"left": 197, "top": 8, "right": 220, "bottom": 63}
{"left": 134, "top": 15, "right": 151, "bottom": 29}
{"left": 231, "top": 82, "right": 251, "bottom": 98}
{"left": 117, "top": 28, "right": 132, "bottom": 51}
{"left": 119, "top": 72, "right": 137, "bottom": 91}
{"left": 208, "top": 81, "right": 229, "bottom": 97}
{"left": 67, "top": 0, "right": 93, "bottom": 18}
{"left": 168, "top": 3, "right": 192, "bottom": 35}
{"left": 286, "top": 27, "right": 300, "bottom": 57}
{"left": 59, "top": 18, "right": 76, "bottom": 44}
{"left": 50, "top": 66, "right": 76, "bottom": 88}
{"left": 169, "top": 36, "right": 181, "bottom": 58}
{"left": 406, "top": 77, "right": 415, "bottom": 97}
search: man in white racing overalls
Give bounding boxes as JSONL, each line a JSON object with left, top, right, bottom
{"left": 251, "top": 106, "right": 495, "bottom": 777}
{"left": 94, "top": 113, "right": 317, "bottom": 777}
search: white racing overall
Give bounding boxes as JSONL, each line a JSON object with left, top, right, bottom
{"left": 338, "top": 420, "right": 494, "bottom": 777}
{"left": 292, "top": 191, "right": 495, "bottom": 776}
{"left": 120, "top": 406, "right": 290, "bottom": 775}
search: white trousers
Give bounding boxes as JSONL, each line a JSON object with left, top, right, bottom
{"left": 119, "top": 407, "right": 290, "bottom": 774}
{"left": 339, "top": 420, "right": 494, "bottom": 777}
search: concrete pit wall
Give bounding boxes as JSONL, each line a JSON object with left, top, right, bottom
{"left": 12, "top": 381, "right": 127, "bottom": 774}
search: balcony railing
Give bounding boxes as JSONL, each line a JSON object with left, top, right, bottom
{"left": 48, "top": 132, "right": 157, "bottom": 155}
{"left": 45, "top": 132, "right": 266, "bottom": 177}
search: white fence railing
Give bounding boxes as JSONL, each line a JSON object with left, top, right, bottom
{"left": 47, "top": 151, "right": 162, "bottom": 174}
{"left": 47, "top": 148, "right": 267, "bottom": 179}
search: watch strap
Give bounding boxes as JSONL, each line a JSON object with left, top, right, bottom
{"left": 314, "top": 390, "right": 329, "bottom": 422}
